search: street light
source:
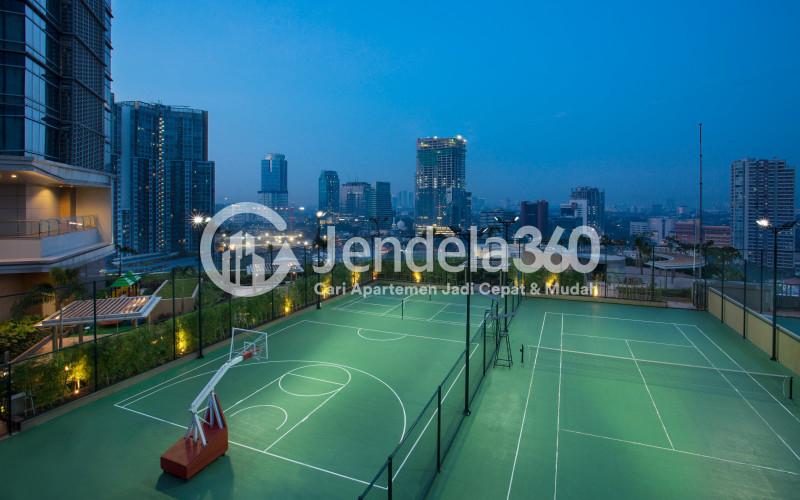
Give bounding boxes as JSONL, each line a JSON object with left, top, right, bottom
{"left": 316, "top": 211, "right": 327, "bottom": 309}
{"left": 494, "top": 215, "right": 519, "bottom": 333}
{"left": 191, "top": 213, "right": 210, "bottom": 358}
{"left": 756, "top": 217, "right": 798, "bottom": 360}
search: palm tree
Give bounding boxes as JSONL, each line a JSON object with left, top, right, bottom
{"left": 115, "top": 244, "right": 138, "bottom": 276}
{"left": 632, "top": 235, "right": 652, "bottom": 275}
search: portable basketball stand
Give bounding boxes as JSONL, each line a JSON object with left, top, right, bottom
{"left": 160, "top": 331, "right": 266, "bottom": 480}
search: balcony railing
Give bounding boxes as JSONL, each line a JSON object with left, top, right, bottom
{"left": 0, "top": 216, "right": 98, "bottom": 238}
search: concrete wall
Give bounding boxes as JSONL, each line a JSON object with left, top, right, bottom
{"left": 708, "top": 287, "right": 800, "bottom": 376}
{"left": 75, "top": 186, "right": 112, "bottom": 243}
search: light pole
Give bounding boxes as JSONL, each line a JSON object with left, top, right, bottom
{"left": 303, "top": 241, "right": 310, "bottom": 307}
{"left": 449, "top": 225, "right": 476, "bottom": 416}
{"left": 316, "top": 211, "right": 327, "bottom": 309}
{"left": 756, "top": 218, "right": 798, "bottom": 361}
{"left": 191, "top": 213, "right": 210, "bottom": 358}
{"left": 494, "top": 215, "right": 519, "bottom": 332}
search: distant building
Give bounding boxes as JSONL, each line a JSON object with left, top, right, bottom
{"left": 372, "top": 181, "right": 393, "bottom": 230}
{"left": 112, "top": 101, "right": 215, "bottom": 255}
{"left": 630, "top": 221, "right": 651, "bottom": 238}
{"left": 259, "top": 154, "right": 289, "bottom": 212}
{"left": 393, "top": 190, "right": 415, "bottom": 211}
{"left": 731, "top": 158, "right": 796, "bottom": 269}
{"left": 479, "top": 209, "right": 514, "bottom": 233}
{"left": 340, "top": 182, "right": 373, "bottom": 219}
{"left": 648, "top": 217, "right": 676, "bottom": 243}
{"left": 318, "top": 170, "right": 340, "bottom": 215}
{"left": 519, "top": 200, "right": 549, "bottom": 234}
{"left": 415, "top": 136, "right": 468, "bottom": 230}
{"left": 674, "top": 220, "right": 732, "bottom": 248}
{"left": 570, "top": 186, "right": 605, "bottom": 234}
{"left": 704, "top": 226, "right": 732, "bottom": 247}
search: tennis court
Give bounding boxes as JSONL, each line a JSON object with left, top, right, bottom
{"left": 431, "top": 299, "right": 800, "bottom": 499}
{"left": 0, "top": 286, "right": 499, "bottom": 499}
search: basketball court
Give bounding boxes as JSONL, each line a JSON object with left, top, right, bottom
{"left": 1, "top": 288, "right": 799, "bottom": 499}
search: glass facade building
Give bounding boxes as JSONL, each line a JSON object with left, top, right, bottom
{"left": 415, "top": 136, "right": 468, "bottom": 230}
{"left": 111, "top": 101, "right": 215, "bottom": 254}
{"left": 570, "top": 186, "right": 605, "bottom": 234}
{"left": 259, "top": 153, "right": 288, "bottom": 212}
{"left": 731, "top": 158, "right": 796, "bottom": 270}
{"left": 372, "top": 181, "right": 392, "bottom": 230}
{"left": 318, "top": 170, "right": 339, "bottom": 215}
{"left": 0, "top": 0, "right": 112, "bottom": 172}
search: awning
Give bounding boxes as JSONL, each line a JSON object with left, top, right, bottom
{"left": 36, "top": 295, "right": 161, "bottom": 328}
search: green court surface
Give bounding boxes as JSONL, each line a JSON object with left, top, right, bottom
{"left": 0, "top": 289, "right": 494, "bottom": 499}
{"left": 2, "top": 290, "right": 800, "bottom": 499}
{"left": 429, "top": 299, "right": 800, "bottom": 500}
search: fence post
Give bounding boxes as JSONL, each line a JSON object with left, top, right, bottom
{"left": 172, "top": 267, "right": 177, "bottom": 359}
{"left": 482, "top": 313, "right": 487, "bottom": 376}
{"left": 742, "top": 258, "right": 748, "bottom": 339}
{"left": 650, "top": 246, "right": 655, "bottom": 300}
{"left": 5, "top": 360, "right": 11, "bottom": 436}
{"left": 720, "top": 256, "right": 726, "bottom": 323}
{"left": 387, "top": 455, "right": 393, "bottom": 500}
{"left": 198, "top": 274, "right": 204, "bottom": 358}
{"left": 92, "top": 280, "right": 98, "bottom": 390}
{"left": 437, "top": 385, "right": 442, "bottom": 472}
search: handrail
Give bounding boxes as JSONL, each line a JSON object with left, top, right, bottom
{"left": 0, "top": 215, "right": 97, "bottom": 238}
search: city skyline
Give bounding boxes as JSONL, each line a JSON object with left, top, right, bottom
{"left": 110, "top": 0, "right": 800, "bottom": 208}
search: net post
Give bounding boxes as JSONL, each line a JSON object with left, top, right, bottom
{"left": 790, "top": 376, "right": 794, "bottom": 400}
{"left": 437, "top": 384, "right": 442, "bottom": 472}
{"left": 482, "top": 311, "right": 487, "bottom": 376}
{"left": 401, "top": 298, "right": 405, "bottom": 320}
{"left": 387, "top": 455, "right": 393, "bottom": 500}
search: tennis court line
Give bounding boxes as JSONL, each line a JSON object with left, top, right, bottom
{"left": 505, "top": 312, "right": 548, "bottom": 500}
{"left": 675, "top": 325, "right": 800, "bottom": 463}
{"left": 625, "top": 340, "right": 674, "bottom": 449}
{"left": 684, "top": 324, "right": 800, "bottom": 425}
{"left": 304, "top": 319, "right": 468, "bottom": 345}
{"left": 114, "top": 320, "right": 305, "bottom": 407}
{"left": 554, "top": 313, "right": 564, "bottom": 500}
{"left": 562, "top": 331, "right": 693, "bottom": 349}
{"left": 330, "top": 306, "right": 470, "bottom": 326}
{"left": 527, "top": 345, "right": 791, "bottom": 379}
{"left": 380, "top": 299, "right": 405, "bottom": 316}
{"left": 562, "top": 428, "right": 800, "bottom": 476}
{"left": 560, "top": 312, "right": 685, "bottom": 327}
{"left": 114, "top": 403, "right": 383, "bottom": 489}
{"left": 429, "top": 303, "right": 452, "bottom": 321}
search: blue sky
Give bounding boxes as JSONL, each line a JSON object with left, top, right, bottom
{"left": 111, "top": 0, "right": 800, "bottom": 209}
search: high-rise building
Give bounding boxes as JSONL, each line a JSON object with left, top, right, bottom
{"left": 372, "top": 181, "right": 393, "bottom": 230}
{"left": 112, "top": 102, "right": 215, "bottom": 254}
{"left": 340, "top": 182, "right": 373, "bottom": 219}
{"left": 259, "top": 154, "right": 288, "bottom": 212}
{"left": 570, "top": 186, "right": 605, "bottom": 234}
{"left": 318, "top": 170, "right": 340, "bottom": 215}
{"left": 415, "top": 136, "right": 468, "bottom": 230}
{"left": 0, "top": 0, "right": 114, "bottom": 307}
{"left": 519, "top": 200, "right": 549, "bottom": 234}
{"left": 731, "top": 158, "right": 796, "bottom": 269}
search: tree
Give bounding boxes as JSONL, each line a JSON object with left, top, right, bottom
{"left": 632, "top": 235, "right": 652, "bottom": 275}
{"left": 12, "top": 268, "right": 86, "bottom": 349}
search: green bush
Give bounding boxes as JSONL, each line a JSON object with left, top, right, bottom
{"left": 0, "top": 317, "right": 47, "bottom": 360}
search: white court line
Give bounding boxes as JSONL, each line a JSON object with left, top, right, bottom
{"left": 562, "top": 331, "right": 693, "bottom": 349}
{"left": 675, "top": 325, "right": 800, "bottom": 463}
{"left": 428, "top": 303, "right": 451, "bottom": 321}
{"left": 263, "top": 380, "right": 346, "bottom": 452}
{"left": 625, "top": 340, "right": 674, "bottom": 449}
{"left": 559, "top": 312, "right": 684, "bottom": 327}
{"left": 229, "top": 404, "right": 289, "bottom": 430}
{"left": 562, "top": 428, "right": 800, "bottom": 477}
{"left": 114, "top": 403, "right": 382, "bottom": 488}
{"left": 286, "top": 372, "right": 345, "bottom": 386}
{"left": 392, "top": 341, "right": 481, "bottom": 480}
{"left": 114, "top": 320, "right": 305, "bottom": 407}
{"left": 506, "top": 312, "right": 548, "bottom": 500}
{"left": 553, "top": 313, "right": 564, "bottom": 500}
{"left": 303, "top": 319, "right": 467, "bottom": 345}
{"left": 686, "top": 324, "right": 800, "bottom": 425}
{"left": 380, "top": 299, "right": 405, "bottom": 317}
{"left": 330, "top": 306, "right": 468, "bottom": 326}
{"left": 526, "top": 345, "right": 789, "bottom": 379}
